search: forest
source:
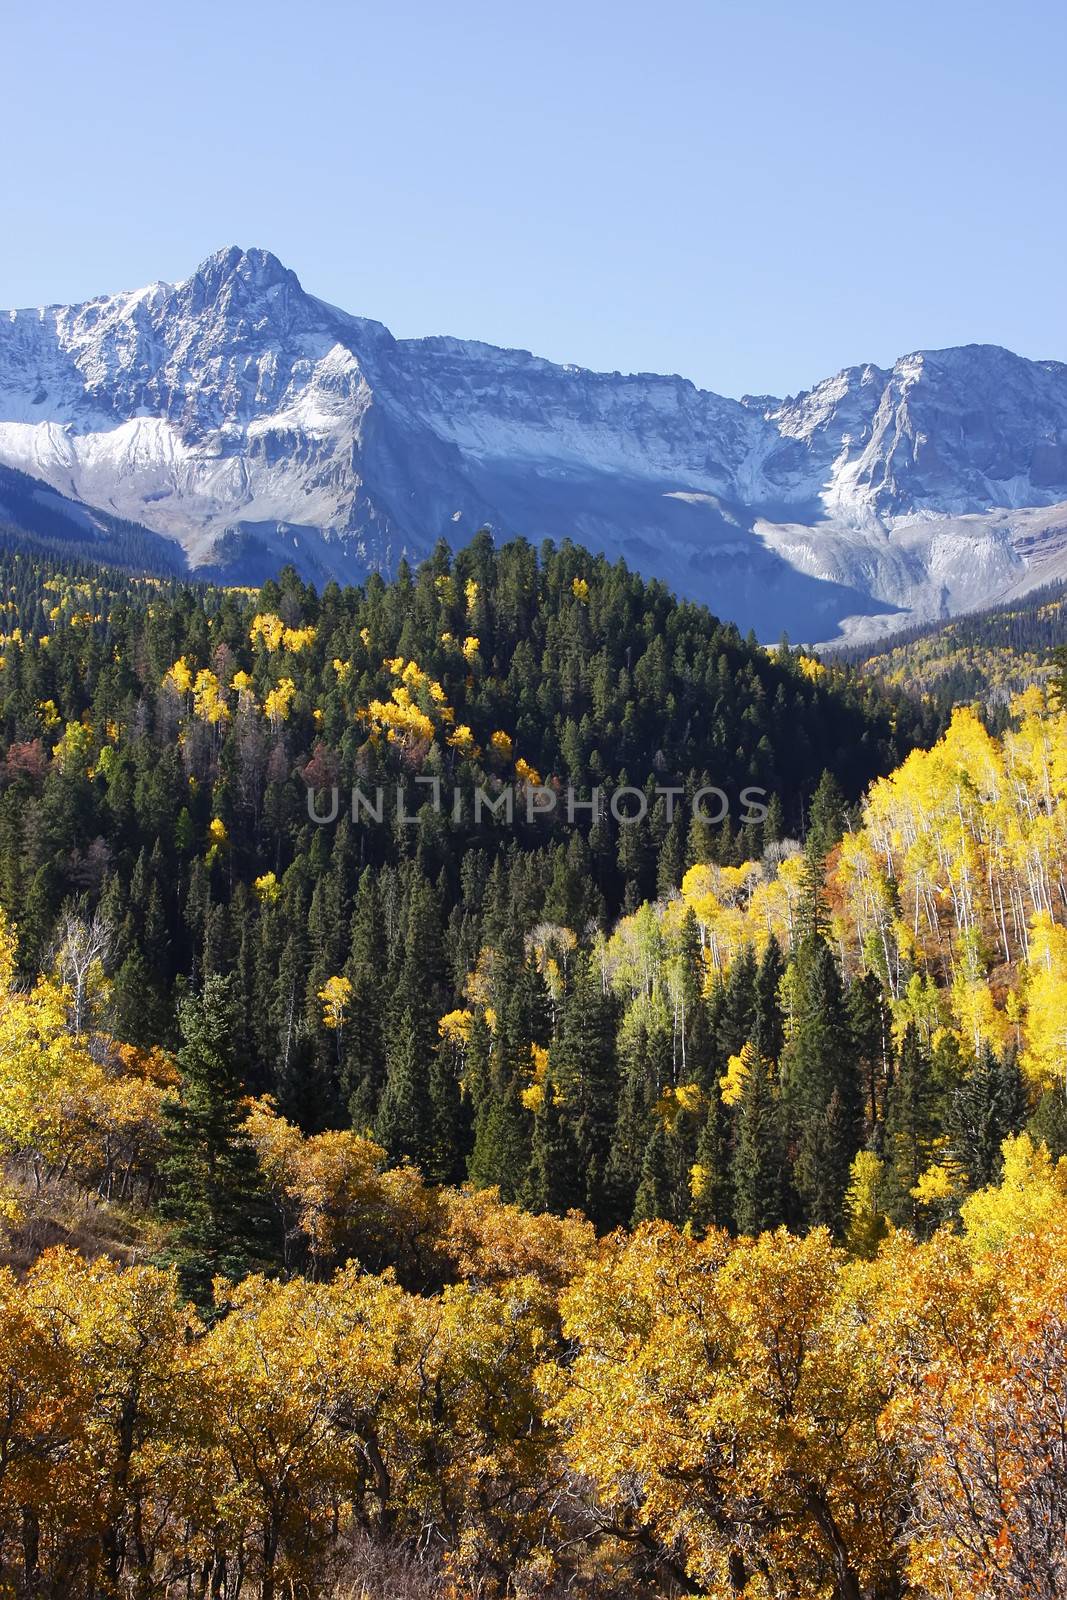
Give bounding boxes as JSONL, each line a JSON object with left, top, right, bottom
{"left": 0, "top": 537, "right": 1064, "bottom": 1599}
{"left": 847, "top": 580, "right": 1067, "bottom": 725}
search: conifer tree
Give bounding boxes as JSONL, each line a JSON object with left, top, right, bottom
{"left": 731, "top": 1047, "right": 785, "bottom": 1235}
{"left": 525, "top": 1073, "right": 582, "bottom": 1216}
{"left": 603, "top": 1024, "right": 658, "bottom": 1227}
{"left": 883, "top": 1024, "right": 941, "bottom": 1228}
{"left": 763, "top": 791, "right": 786, "bottom": 849}
{"left": 159, "top": 974, "right": 274, "bottom": 1303}
{"left": 806, "top": 769, "right": 846, "bottom": 859}
{"left": 631, "top": 1118, "right": 677, "bottom": 1224}
{"left": 947, "top": 1043, "right": 1027, "bottom": 1189}
{"left": 109, "top": 945, "right": 170, "bottom": 1049}
{"left": 848, "top": 970, "right": 891, "bottom": 1127}
{"left": 430, "top": 1058, "right": 469, "bottom": 1185}
{"left": 342, "top": 870, "right": 387, "bottom": 1127}
{"left": 552, "top": 953, "right": 619, "bottom": 1226}
{"left": 751, "top": 935, "right": 785, "bottom": 1063}
{"left": 782, "top": 937, "right": 862, "bottom": 1231}
{"left": 468, "top": 1077, "right": 530, "bottom": 1202}
{"left": 689, "top": 1082, "right": 733, "bottom": 1233}
{"left": 719, "top": 945, "right": 758, "bottom": 1060}
{"left": 375, "top": 1010, "right": 435, "bottom": 1170}
{"left": 377, "top": 874, "right": 447, "bottom": 1170}
{"left": 1029, "top": 1085, "right": 1067, "bottom": 1159}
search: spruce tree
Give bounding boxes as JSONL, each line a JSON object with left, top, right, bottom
{"left": 109, "top": 945, "right": 169, "bottom": 1048}
{"left": 427, "top": 1046, "right": 470, "bottom": 1185}
{"left": 782, "top": 937, "right": 862, "bottom": 1231}
{"left": 947, "top": 1043, "right": 1027, "bottom": 1189}
{"left": 342, "top": 870, "right": 387, "bottom": 1127}
{"left": 631, "top": 1119, "right": 677, "bottom": 1225}
{"left": 525, "top": 1073, "right": 582, "bottom": 1215}
{"left": 1029, "top": 1086, "right": 1067, "bottom": 1160}
{"left": 552, "top": 953, "right": 619, "bottom": 1226}
{"left": 377, "top": 874, "right": 447, "bottom": 1172}
{"left": 848, "top": 970, "right": 891, "bottom": 1128}
{"left": 159, "top": 974, "right": 274, "bottom": 1304}
{"left": 468, "top": 1078, "right": 530, "bottom": 1202}
{"left": 375, "top": 1009, "right": 434, "bottom": 1170}
{"left": 763, "top": 791, "right": 786, "bottom": 850}
{"left": 689, "top": 1083, "right": 733, "bottom": 1233}
{"left": 806, "top": 769, "right": 846, "bottom": 860}
{"left": 883, "top": 1025, "right": 940, "bottom": 1228}
{"left": 732, "top": 1049, "right": 785, "bottom": 1235}
{"left": 603, "top": 1024, "right": 658, "bottom": 1228}
{"left": 751, "top": 935, "right": 785, "bottom": 1063}
{"left": 719, "top": 944, "right": 758, "bottom": 1060}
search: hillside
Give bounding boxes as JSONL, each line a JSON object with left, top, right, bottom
{"left": 845, "top": 581, "right": 1067, "bottom": 724}
{"left": 0, "top": 461, "right": 187, "bottom": 576}
{"left": 1, "top": 536, "right": 1066, "bottom": 1597}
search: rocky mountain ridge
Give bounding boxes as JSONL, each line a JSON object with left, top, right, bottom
{"left": 2, "top": 245, "right": 1066, "bottom": 641}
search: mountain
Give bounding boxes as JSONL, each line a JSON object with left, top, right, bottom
{"left": 2, "top": 245, "right": 1067, "bottom": 642}
{"left": 0, "top": 461, "right": 185, "bottom": 575}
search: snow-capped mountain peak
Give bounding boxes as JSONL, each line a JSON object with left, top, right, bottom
{"left": 1, "top": 248, "right": 1066, "bottom": 643}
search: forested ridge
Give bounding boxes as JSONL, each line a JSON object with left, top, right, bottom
{"left": 0, "top": 463, "right": 188, "bottom": 578}
{"left": 0, "top": 537, "right": 1065, "bottom": 1600}
{"left": 846, "top": 581, "right": 1067, "bottom": 725}
{"left": 0, "top": 535, "right": 931, "bottom": 1140}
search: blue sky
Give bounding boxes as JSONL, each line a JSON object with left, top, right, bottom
{"left": 4, "top": 0, "right": 1065, "bottom": 397}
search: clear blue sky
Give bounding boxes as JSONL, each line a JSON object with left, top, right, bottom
{"left": 4, "top": 0, "right": 1065, "bottom": 398}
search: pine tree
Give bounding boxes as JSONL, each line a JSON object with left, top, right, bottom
{"left": 552, "top": 953, "right": 619, "bottom": 1226}
{"left": 732, "top": 1048, "right": 785, "bottom": 1235}
{"left": 159, "top": 974, "right": 274, "bottom": 1304}
{"left": 782, "top": 937, "right": 862, "bottom": 1232}
{"left": 689, "top": 1083, "right": 733, "bottom": 1233}
{"left": 525, "top": 1074, "right": 582, "bottom": 1215}
{"left": 947, "top": 1043, "right": 1027, "bottom": 1189}
{"left": 883, "top": 1025, "right": 941, "bottom": 1228}
{"left": 375, "top": 1009, "right": 434, "bottom": 1170}
{"left": 631, "top": 1119, "right": 676, "bottom": 1224}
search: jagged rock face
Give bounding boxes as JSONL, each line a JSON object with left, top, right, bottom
{"left": 766, "top": 347, "right": 1067, "bottom": 519}
{"left": 2, "top": 246, "right": 1067, "bottom": 641}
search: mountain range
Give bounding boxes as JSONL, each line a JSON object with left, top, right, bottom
{"left": 2, "top": 245, "right": 1067, "bottom": 643}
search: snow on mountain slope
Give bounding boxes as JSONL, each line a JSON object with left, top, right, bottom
{"left": 2, "top": 246, "right": 1067, "bottom": 641}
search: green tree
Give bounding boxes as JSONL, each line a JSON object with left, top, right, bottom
{"left": 689, "top": 1083, "right": 733, "bottom": 1233}
{"left": 732, "top": 1048, "right": 786, "bottom": 1235}
{"left": 782, "top": 937, "right": 862, "bottom": 1231}
{"left": 947, "top": 1043, "right": 1026, "bottom": 1190}
{"left": 883, "top": 1024, "right": 941, "bottom": 1228}
{"left": 631, "top": 1119, "right": 677, "bottom": 1224}
{"left": 552, "top": 954, "right": 619, "bottom": 1226}
{"left": 159, "top": 974, "right": 274, "bottom": 1303}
